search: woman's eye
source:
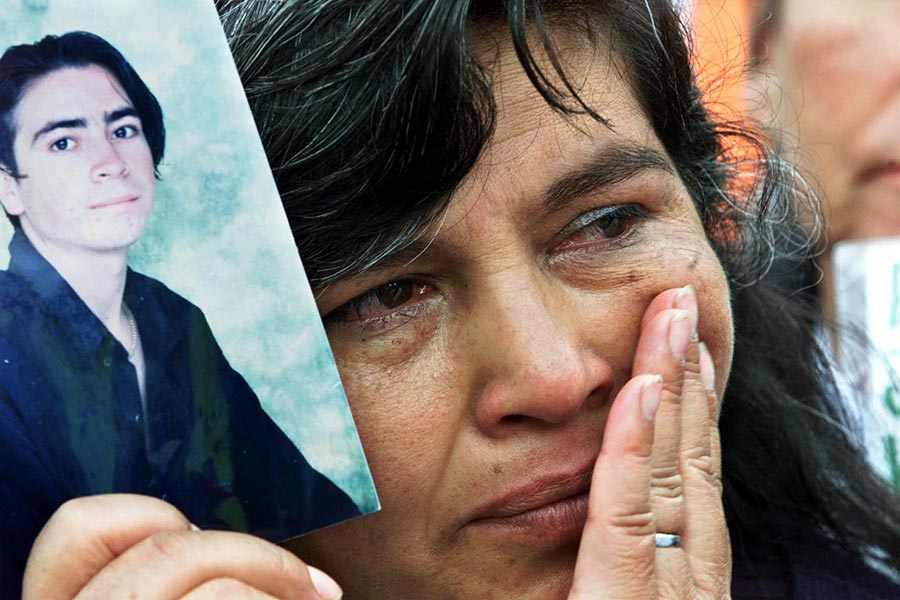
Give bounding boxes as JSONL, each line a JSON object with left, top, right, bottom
{"left": 329, "top": 279, "right": 430, "bottom": 323}
{"left": 50, "top": 137, "right": 75, "bottom": 152}
{"left": 586, "top": 211, "right": 629, "bottom": 238}
{"left": 556, "top": 203, "right": 646, "bottom": 251}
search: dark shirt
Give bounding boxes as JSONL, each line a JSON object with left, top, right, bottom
{"left": 0, "top": 231, "right": 359, "bottom": 599}
{"left": 731, "top": 521, "right": 900, "bottom": 599}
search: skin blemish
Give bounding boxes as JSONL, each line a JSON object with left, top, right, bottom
{"left": 687, "top": 252, "right": 700, "bottom": 272}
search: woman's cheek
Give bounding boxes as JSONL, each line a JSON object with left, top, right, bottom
{"left": 560, "top": 230, "right": 733, "bottom": 396}
{"left": 643, "top": 231, "right": 734, "bottom": 395}
{"left": 325, "top": 295, "right": 445, "bottom": 370}
{"left": 323, "top": 329, "right": 452, "bottom": 499}
{"left": 331, "top": 335, "right": 460, "bottom": 508}
{"left": 675, "top": 240, "right": 734, "bottom": 400}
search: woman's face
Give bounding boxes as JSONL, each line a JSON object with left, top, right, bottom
{"left": 290, "top": 31, "right": 734, "bottom": 599}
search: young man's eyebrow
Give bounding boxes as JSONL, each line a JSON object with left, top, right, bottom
{"left": 541, "top": 143, "right": 675, "bottom": 214}
{"left": 31, "top": 118, "right": 87, "bottom": 145}
{"left": 106, "top": 107, "right": 139, "bottom": 124}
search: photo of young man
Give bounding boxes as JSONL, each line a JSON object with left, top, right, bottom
{"left": 0, "top": 31, "right": 360, "bottom": 584}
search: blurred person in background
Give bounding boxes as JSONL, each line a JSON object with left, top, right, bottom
{"left": 746, "top": 0, "right": 900, "bottom": 315}
{"left": 746, "top": 0, "right": 900, "bottom": 493}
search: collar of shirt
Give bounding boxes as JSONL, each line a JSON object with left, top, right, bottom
{"left": 5, "top": 229, "right": 177, "bottom": 368}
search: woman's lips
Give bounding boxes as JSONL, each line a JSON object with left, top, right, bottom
{"left": 466, "top": 466, "right": 593, "bottom": 544}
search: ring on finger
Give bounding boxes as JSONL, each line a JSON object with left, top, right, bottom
{"left": 654, "top": 533, "right": 681, "bottom": 548}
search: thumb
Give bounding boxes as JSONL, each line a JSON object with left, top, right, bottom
{"left": 23, "top": 494, "right": 191, "bottom": 600}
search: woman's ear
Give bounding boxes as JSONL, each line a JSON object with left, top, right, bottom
{"left": 0, "top": 169, "right": 25, "bottom": 217}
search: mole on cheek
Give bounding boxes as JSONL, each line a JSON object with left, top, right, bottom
{"left": 687, "top": 252, "right": 700, "bottom": 272}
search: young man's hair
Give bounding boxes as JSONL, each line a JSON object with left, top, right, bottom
{"left": 0, "top": 31, "right": 165, "bottom": 228}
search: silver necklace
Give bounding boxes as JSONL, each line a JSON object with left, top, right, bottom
{"left": 124, "top": 304, "right": 138, "bottom": 359}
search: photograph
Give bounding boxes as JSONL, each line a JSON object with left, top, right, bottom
{"left": 0, "top": 0, "right": 378, "bottom": 586}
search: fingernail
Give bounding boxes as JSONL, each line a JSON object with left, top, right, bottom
{"left": 641, "top": 375, "right": 662, "bottom": 421}
{"left": 698, "top": 342, "right": 716, "bottom": 392}
{"left": 674, "top": 284, "right": 698, "bottom": 337}
{"left": 189, "top": 523, "right": 201, "bottom": 532}
{"left": 308, "top": 565, "right": 343, "bottom": 600}
{"left": 668, "top": 310, "right": 691, "bottom": 361}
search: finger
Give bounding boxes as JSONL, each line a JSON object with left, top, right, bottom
{"left": 307, "top": 566, "right": 345, "bottom": 600}
{"left": 75, "top": 529, "right": 324, "bottom": 600}
{"left": 569, "top": 374, "right": 661, "bottom": 599}
{"left": 181, "top": 578, "right": 279, "bottom": 600}
{"left": 669, "top": 286, "right": 730, "bottom": 598}
{"left": 23, "top": 494, "right": 192, "bottom": 600}
{"left": 632, "top": 304, "right": 694, "bottom": 534}
{"left": 698, "top": 341, "right": 722, "bottom": 486}
{"left": 640, "top": 287, "right": 684, "bottom": 332}
{"left": 632, "top": 302, "right": 703, "bottom": 597}
{"left": 681, "top": 341, "right": 731, "bottom": 599}
{"left": 673, "top": 285, "right": 710, "bottom": 468}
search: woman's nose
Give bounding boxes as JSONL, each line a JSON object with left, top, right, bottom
{"left": 465, "top": 271, "right": 613, "bottom": 435}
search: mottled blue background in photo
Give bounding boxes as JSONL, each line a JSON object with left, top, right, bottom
{"left": 0, "top": 0, "right": 379, "bottom": 516}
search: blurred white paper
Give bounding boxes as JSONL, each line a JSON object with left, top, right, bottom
{"left": 833, "top": 236, "right": 900, "bottom": 490}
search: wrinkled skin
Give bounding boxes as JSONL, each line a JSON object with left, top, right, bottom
{"left": 286, "top": 30, "right": 733, "bottom": 599}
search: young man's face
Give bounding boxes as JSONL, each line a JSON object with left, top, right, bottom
{"left": 0, "top": 64, "right": 155, "bottom": 256}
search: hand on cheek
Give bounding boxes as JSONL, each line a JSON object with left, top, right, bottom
{"left": 569, "top": 286, "right": 729, "bottom": 600}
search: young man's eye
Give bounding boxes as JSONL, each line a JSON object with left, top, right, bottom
{"left": 50, "top": 137, "right": 75, "bottom": 152}
{"left": 555, "top": 203, "right": 647, "bottom": 252}
{"left": 113, "top": 124, "right": 139, "bottom": 139}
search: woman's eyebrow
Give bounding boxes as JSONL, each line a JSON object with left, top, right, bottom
{"left": 343, "top": 145, "right": 676, "bottom": 279}
{"left": 541, "top": 143, "right": 674, "bottom": 214}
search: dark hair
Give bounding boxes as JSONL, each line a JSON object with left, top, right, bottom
{"left": 0, "top": 31, "right": 165, "bottom": 228}
{"left": 218, "top": 0, "right": 900, "bottom": 580}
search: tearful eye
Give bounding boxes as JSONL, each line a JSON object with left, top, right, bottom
{"left": 375, "top": 280, "right": 419, "bottom": 310}
{"left": 587, "top": 212, "right": 629, "bottom": 238}
{"left": 555, "top": 203, "right": 646, "bottom": 252}
{"left": 328, "top": 279, "right": 431, "bottom": 323}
